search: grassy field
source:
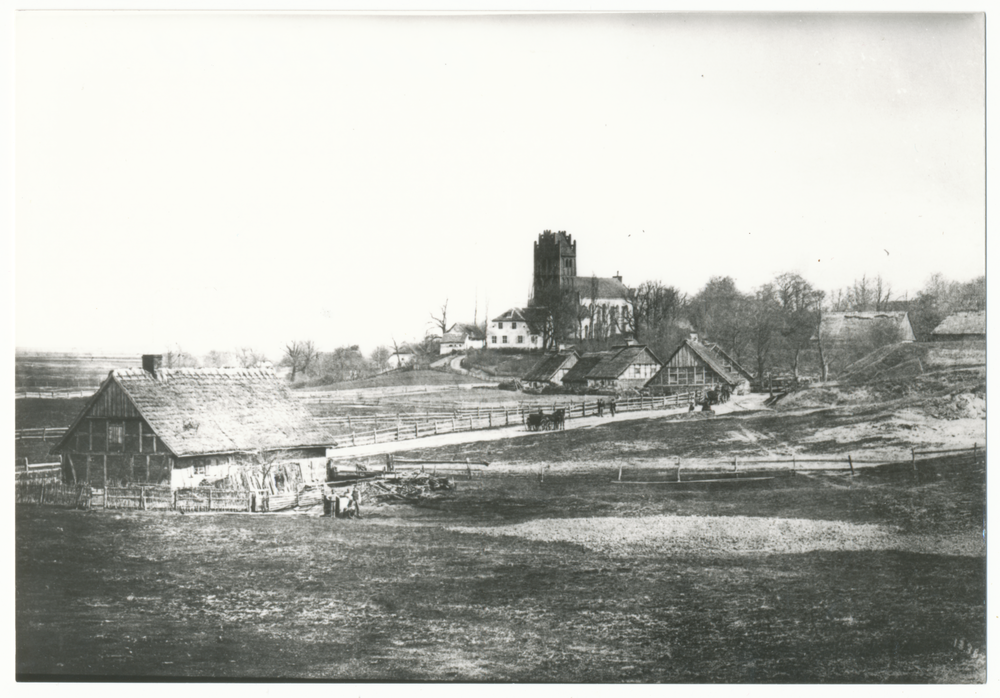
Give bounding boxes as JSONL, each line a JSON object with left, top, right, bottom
{"left": 16, "top": 444, "right": 985, "bottom": 682}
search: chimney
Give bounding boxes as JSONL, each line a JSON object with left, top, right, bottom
{"left": 142, "top": 354, "right": 163, "bottom": 378}
{"left": 613, "top": 271, "right": 623, "bottom": 283}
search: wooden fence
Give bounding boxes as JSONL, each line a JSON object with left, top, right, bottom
{"left": 15, "top": 462, "right": 63, "bottom": 484}
{"left": 326, "top": 391, "right": 701, "bottom": 449}
{"left": 612, "top": 444, "right": 985, "bottom": 483}
{"left": 15, "top": 389, "right": 95, "bottom": 399}
{"left": 15, "top": 427, "right": 69, "bottom": 441}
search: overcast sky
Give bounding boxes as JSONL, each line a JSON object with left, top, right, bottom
{"left": 14, "top": 12, "right": 985, "bottom": 358}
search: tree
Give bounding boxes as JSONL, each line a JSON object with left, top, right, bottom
{"left": 164, "top": 345, "right": 198, "bottom": 368}
{"left": 236, "top": 347, "right": 268, "bottom": 369}
{"left": 773, "top": 272, "right": 824, "bottom": 378}
{"left": 203, "top": 350, "right": 234, "bottom": 368}
{"left": 370, "top": 346, "right": 392, "bottom": 373}
{"left": 318, "top": 345, "right": 368, "bottom": 382}
{"left": 282, "top": 341, "right": 317, "bottom": 382}
{"left": 687, "top": 277, "right": 752, "bottom": 361}
{"left": 530, "top": 282, "right": 579, "bottom": 350}
{"left": 429, "top": 300, "right": 449, "bottom": 336}
{"left": 747, "top": 284, "right": 782, "bottom": 381}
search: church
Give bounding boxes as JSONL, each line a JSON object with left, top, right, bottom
{"left": 487, "top": 231, "right": 632, "bottom": 350}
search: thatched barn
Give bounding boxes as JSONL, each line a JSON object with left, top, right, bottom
{"left": 930, "top": 311, "right": 985, "bottom": 342}
{"left": 52, "top": 355, "right": 333, "bottom": 490}
{"left": 522, "top": 351, "right": 579, "bottom": 389}
{"left": 560, "top": 352, "right": 612, "bottom": 390}
{"left": 813, "top": 311, "right": 917, "bottom": 344}
{"left": 645, "top": 337, "right": 751, "bottom": 396}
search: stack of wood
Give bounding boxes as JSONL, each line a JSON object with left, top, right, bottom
{"left": 370, "top": 472, "right": 455, "bottom": 503}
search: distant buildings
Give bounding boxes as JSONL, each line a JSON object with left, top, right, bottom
{"left": 813, "top": 311, "right": 916, "bottom": 344}
{"left": 439, "top": 323, "right": 486, "bottom": 355}
{"left": 487, "top": 230, "right": 633, "bottom": 350}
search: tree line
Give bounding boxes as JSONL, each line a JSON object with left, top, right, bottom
{"left": 533, "top": 271, "right": 984, "bottom": 381}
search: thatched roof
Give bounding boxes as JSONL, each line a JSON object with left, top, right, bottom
{"left": 586, "top": 345, "right": 661, "bottom": 380}
{"left": 702, "top": 342, "right": 754, "bottom": 381}
{"left": 442, "top": 323, "right": 486, "bottom": 343}
{"left": 57, "top": 367, "right": 332, "bottom": 457}
{"left": 813, "top": 312, "right": 916, "bottom": 343}
{"left": 659, "top": 340, "right": 744, "bottom": 387}
{"left": 931, "top": 311, "right": 985, "bottom": 337}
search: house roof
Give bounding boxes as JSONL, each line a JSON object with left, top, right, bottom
{"left": 57, "top": 367, "right": 333, "bottom": 458}
{"left": 492, "top": 307, "right": 548, "bottom": 335}
{"left": 561, "top": 353, "right": 611, "bottom": 384}
{"left": 586, "top": 345, "right": 661, "bottom": 380}
{"left": 443, "top": 323, "right": 486, "bottom": 343}
{"left": 523, "top": 352, "right": 577, "bottom": 382}
{"left": 813, "top": 312, "right": 916, "bottom": 342}
{"left": 571, "top": 276, "right": 629, "bottom": 301}
{"left": 931, "top": 311, "right": 986, "bottom": 336}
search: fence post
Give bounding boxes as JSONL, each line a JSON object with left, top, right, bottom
{"left": 38, "top": 483, "right": 45, "bottom": 506}
{"left": 911, "top": 448, "right": 917, "bottom": 476}
{"left": 848, "top": 454, "right": 854, "bottom": 477}
{"left": 434, "top": 421, "right": 439, "bottom": 435}
{"left": 618, "top": 463, "right": 623, "bottom": 481}
{"left": 467, "top": 458, "right": 472, "bottom": 480}
{"left": 140, "top": 486, "right": 146, "bottom": 511}
{"left": 676, "top": 458, "right": 682, "bottom": 482}
{"left": 414, "top": 423, "right": 419, "bottom": 438}
{"left": 208, "top": 489, "right": 213, "bottom": 512}
{"left": 505, "top": 408, "right": 509, "bottom": 426}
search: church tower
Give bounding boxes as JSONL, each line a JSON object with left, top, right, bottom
{"left": 533, "top": 230, "right": 577, "bottom": 298}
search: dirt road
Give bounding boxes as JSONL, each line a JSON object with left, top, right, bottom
{"left": 327, "top": 394, "right": 768, "bottom": 460}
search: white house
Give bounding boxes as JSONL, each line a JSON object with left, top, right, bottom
{"left": 487, "top": 308, "right": 547, "bottom": 350}
{"left": 439, "top": 324, "right": 487, "bottom": 355}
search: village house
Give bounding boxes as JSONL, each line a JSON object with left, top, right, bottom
{"left": 52, "top": 355, "right": 334, "bottom": 490}
{"left": 645, "top": 336, "right": 752, "bottom": 397}
{"left": 701, "top": 341, "right": 755, "bottom": 386}
{"left": 439, "top": 323, "right": 486, "bottom": 355}
{"left": 487, "top": 307, "right": 547, "bottom": 350}
{"left": 522, "top": 351, "right": 580, "bottom": 390}
{"left": 930, "top": 311, "right": 986, "bottom": 342}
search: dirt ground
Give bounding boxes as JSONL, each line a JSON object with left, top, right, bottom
{"left": 16, "top": 450, "right": 986, "bottom": 682}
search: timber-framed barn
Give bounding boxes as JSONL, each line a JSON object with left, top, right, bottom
{"left": 52, "top": 355, "right": 333, "bottom": 489}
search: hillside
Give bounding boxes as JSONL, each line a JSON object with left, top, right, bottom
{"left": 295, "top": 368, "right": 491, "bottom": 391}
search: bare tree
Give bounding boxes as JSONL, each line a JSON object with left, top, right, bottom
{"left": 236, "top": 347, "right": 268, "bottom": 368}
{"left": 429, "top": 300, "right": 449, "bottom": 336}
{"left": 282, "top": 340, "right": 317, "bottom": 382}
{"left": 164, "top": 345, "right": 199, "bottom": 368}
{"left": 370, "top": 346, "right": 392, "bottom": 373}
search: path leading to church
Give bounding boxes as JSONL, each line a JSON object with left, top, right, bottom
{"left": 327, "top": 393, "right": 768, "bottom": 460}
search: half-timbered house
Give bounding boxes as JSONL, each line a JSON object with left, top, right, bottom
{"left": 52, "top": 355, "right": 333, "bottom": 489}
{"left": 584, "top": 344, "right": 662, "bottom": 391}
{"left": 522, "top": 351, "right": 580, "bottom": 390}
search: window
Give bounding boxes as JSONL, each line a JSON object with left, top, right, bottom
{"left": 491, "top": 336, "right": 497, "bottom": 344}
{"left": 108, "top": 422, "right": 124, "bottom": 445}
{"left": 511, "top": 322, "right": 517, "bottom": 329}
{"left": 498, "top": 322, "right": 503, "bottom": 330}
{"left": 502, "top": 336, "right": 508, "bottom": 344}
{"left": 531, "top": 336, "right": 538, "bottom": 344}
{"left": 517, "top": 336, "right": 524, "bottom": 343}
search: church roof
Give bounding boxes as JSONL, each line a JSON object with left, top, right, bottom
{"left": 571, "top": 276, "right": 629, "bottom": 301}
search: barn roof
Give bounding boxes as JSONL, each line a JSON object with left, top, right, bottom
{"left": 931, "top": 311, "right": 986, "bottom": 336}
{"left": 571, "top": 276, "right": 629, "bottom": 301}
{"left": 443, "top": 323, "right": 485, "bottom": 343}
{"left": 813, "top": 311, "right": 916, "bottom": 343}
{"left": 523, "top": 352, "right": 577, "bottom": 382}
{"left": 586, "top": 345, "right": 661, "bottom": 380}
{"left": 561, "top": 353, "right": 610, "bottom": 384}
{"left": 56, "top": 367, "right": 333, "bottom": 458}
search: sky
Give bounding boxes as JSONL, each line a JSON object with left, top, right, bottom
{"left": 13, "top": 11, "right": 985, "bottom": 359}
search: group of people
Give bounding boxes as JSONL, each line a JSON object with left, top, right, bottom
{"left": 596, "top": 398, "right": 617, "bottom": 417}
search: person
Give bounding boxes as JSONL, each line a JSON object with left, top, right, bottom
{"left": 597, "top": 399, "right": 605, "bottom": 417}
{"left": 689, "top": 401, "right": 696, "bottom": 412}
{"left": 351, "top": 485, "right": 362, "bottom": 519}
{"left": 609, "top": 398, "right": 617, "bottom": 417}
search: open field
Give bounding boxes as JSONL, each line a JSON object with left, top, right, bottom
{"left": 15, "top": 352, "right": 140, "bottom": 389}
{"left": 16, "top": 449, "right": 985, "bottom": 682}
